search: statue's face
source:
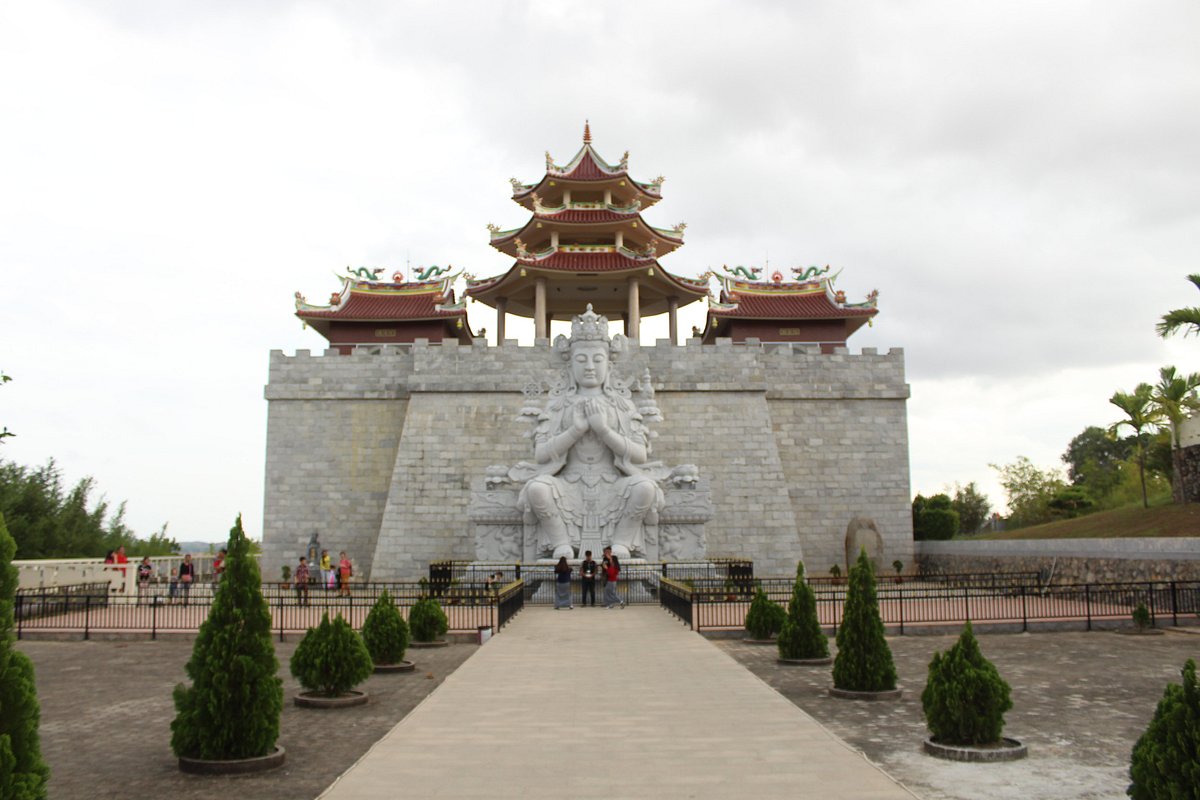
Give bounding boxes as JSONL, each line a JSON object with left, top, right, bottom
{"left": 571, "top": 341, "right": 609, "bottom": 388}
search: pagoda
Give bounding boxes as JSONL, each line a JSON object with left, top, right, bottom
{"left": 465, "top": 122, "right": 709, "bottom": 342}
{"left": 294, "top": 266, "right": 472, "bottom": 354}
{"left": 701, "top": 265, "right": 878, "bottom": 352}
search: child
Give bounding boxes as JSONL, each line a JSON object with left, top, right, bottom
{"left": 167, "top": 567, "right": 179, "bottom": 604}
{"left": 338, "top": 551, "right": 353, "bottom": 597}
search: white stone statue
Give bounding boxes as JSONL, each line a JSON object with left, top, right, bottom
{"left": 471, "top": 305, "right": 712, "bottom": 562}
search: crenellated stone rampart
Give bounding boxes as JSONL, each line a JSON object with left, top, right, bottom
{"left": 262, "top": 338, "right": 914, "bottom": 579}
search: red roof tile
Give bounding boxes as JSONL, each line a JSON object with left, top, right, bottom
{"left": 560, "top": 150, "right": 613, "bottom": 181}
{"left": 712, "top": 292, "right": 877, "bottom": 320}
{"left": 518, "top": 251, "right": 652, "bottom": 272}
{"left": 538, "top": 209, "right": 635, "bottom": 223}
{"left": 298, "top": 289, "right": 465, "bottom": 321}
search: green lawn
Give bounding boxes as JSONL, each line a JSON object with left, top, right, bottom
{"left": 972, "top": 502, "right": 1200, "bottom": 540}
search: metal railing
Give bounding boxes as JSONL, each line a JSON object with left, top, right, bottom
{"left": 14, "top": 580, "right": 526, "bottom": 641}
{"left": 659, "top": 577, "right": 1200, "bottom": 634}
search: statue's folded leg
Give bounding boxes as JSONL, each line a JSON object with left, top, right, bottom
{"left": 610, "top": 478, "right": 659, "bottom": 559}
{"left": 522, "top": 477, "right": 574, "bottom": 559}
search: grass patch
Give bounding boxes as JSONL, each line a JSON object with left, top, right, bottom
{"left": 972, "top": 503, "right": 1200, "bottom": 540}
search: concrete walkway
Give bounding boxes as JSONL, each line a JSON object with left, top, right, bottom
{"left": 322, "top": 606, "right": 917, "bottom": 799}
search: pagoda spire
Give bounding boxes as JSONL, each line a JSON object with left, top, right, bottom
{"left": 583, "top": 119, "right": 591, "bottom": 144}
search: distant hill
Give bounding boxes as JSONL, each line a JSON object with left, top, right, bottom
{"left": 176, "top": 540, "right": 218, "bottom": 554}
{"left": 974, "top": 503, "right": 1200, "bottom": 540}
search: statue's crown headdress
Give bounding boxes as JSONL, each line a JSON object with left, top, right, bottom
{"left": 570, "top": 304, "right": 609, "bottom": 343}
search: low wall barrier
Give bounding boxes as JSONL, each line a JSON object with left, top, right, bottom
{"left": 14, "top": 580, "right": 526, "bottom": 642}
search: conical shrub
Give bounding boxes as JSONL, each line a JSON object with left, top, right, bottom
{"left": 0, "top": 512, "right": 49, "bottom": 799}
{"left": 832, "top": 549, "right": 897, "bottom": 692}
{"left": 745, "top": 588, "right": 785, "bottom": 640}
{"left": 921, "top": 622, "right": 1012, "bottom": 745}
{"left": 290, "top": 613, "right": 373, "bottom": 697}
{"left": 361, "top": 590, "right": 410, "bottom": 666}
{"left": 408, "top": 598, "right": 448, "bottom": 643}
{"left": 170, "top": 515, "right": 282, "bottom": 759}
{"left": 777, "top": 561, "right": 829, "bottom": 660}
{"left": 1128, "top": 659, "right": 1200, "bottom": 799}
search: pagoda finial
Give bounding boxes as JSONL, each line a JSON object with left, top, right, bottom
{"left": 583, "top": 119, "right": 592, "bottom": 144}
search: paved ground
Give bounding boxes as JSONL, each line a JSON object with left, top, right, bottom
{"left": 717, "top": 627, "right": 1200, "bottom": 800}
{"left": 17, "top": 611, "right": 1200, "bottom": 799}
{"left": 16, "top": 636, "right": 476, "bottom": 800}
{"left": 321, "top": 606, "right": 916, "bottom": 800}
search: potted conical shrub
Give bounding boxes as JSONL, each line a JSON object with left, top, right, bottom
{"left": 777, "top": 561, "right": 831, "bottom": 665}
{"left": 744, "top": 587, "right": 786, "bottom": 642}
{"left": 0, "top": 512, "right": 50, "bottom": 798}
{"left": 408, "top": 597, "right": 449, "bottom": 647}
{"left": 361, "top": 590, "right": 414, "bottom": 672}
{"left": 1129, "top": 659, "right": 1200, "bottom": 798}
{"left": 831, "top": 549, "right": 900, "bottom": 700}
{"left": 921, "top": 622, "right": 1025, "bottom": 761}
{"left": 171, "top": 515, "right": 285, "bottom": 774}
{"left": 290, "top": 612, "right": 374, "bottom": 708}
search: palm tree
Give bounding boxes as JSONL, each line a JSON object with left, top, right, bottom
{"left": 1110, "top": 383, "right": 1157, "bottom": 509}
{"left": 1151, "top": 366, "right": 1200, "bottom": 503}
{"left": 1157, "top": 274, "right": 1200, "bottom": 339}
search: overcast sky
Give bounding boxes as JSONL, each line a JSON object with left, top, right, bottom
{"left": 2, "top": 1, "right": 1198, "bottom": 545}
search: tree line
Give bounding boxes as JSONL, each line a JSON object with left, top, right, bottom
{"left": 915, "top": 275, "right": 1199, "bottom": 537}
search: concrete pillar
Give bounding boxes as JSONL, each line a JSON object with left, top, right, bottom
{"left": 550, "top": 231, "right": 559, "bottom": 248}
{"left": 604, "top": 189, "right": 612, "bottom": 205}
{"left": 627, "top": 277, "right": 640, "bottom": 341}
{"left": 496, "top": 297, "right": 507, "bottom": 344}
{"left": 668, "top": 296, "right": 678, "bottom": 345}
{"left": 535, "top": 278, "right": 547, "bottom": 339}
{"left": 564, "top": 189, "right": 572, "bottom": 205}
{"left": 615, "top": 231, "right": 624, "bottom": 249}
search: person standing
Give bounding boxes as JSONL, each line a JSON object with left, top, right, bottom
{"left": 320, "top": 549, "right": 333, "bottom": 591}
{"left": 178, "top": 553, "right": 195, "bottom": 606}
{"left": 294, "top": 556, "right": 310, "bottom": 606}
{"left": 136, "top": 556, "right": 153, "bottom": 604}
{"left": 553, "top": 556, "right": 573, "bottom": 609}
{"left": 338, "top": 551, "right": 353, "bottom": 598}
{"left": 602, "top": 546, "right": 624, "bottom": 609}
{"left": 579, "top": 550, "right": 598, "bottom": 607}
{"left": 212, "top": 549, "right": 226, "bottom": 588}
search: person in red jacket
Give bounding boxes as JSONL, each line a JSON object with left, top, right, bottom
{"left": 602, "top": 546, "right": 624, "bottom": 609}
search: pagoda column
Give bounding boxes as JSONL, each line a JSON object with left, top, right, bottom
{"left": 668, "top": 296, "right": 679, "bottom": 344}
{"left": 496, "top": 297, "right": 507, "bottom": 344}
{"left": 535, "top": 277, "right": 548, "bottom": 339}
{"left": 627, "top": 277, "right": 641, "bottom": 340}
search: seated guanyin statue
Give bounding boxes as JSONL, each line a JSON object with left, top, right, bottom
{"left": 479, "top": 304, "right": 706, "bottom": 561}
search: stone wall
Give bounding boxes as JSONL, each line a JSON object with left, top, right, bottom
{"left": 262, "top": 338, "right": 914, "bottom": 579}
{"left": 916, "top": 538, "right": 1200, "bottom": 583}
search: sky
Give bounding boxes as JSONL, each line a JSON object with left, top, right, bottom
{"left": 2, "top": 1, "right": 1198, "bottom": 544}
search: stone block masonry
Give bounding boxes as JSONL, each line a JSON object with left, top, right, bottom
{"left": 262, "top": 339, "right": 914, "bottom": 579}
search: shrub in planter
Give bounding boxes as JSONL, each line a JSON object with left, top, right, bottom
{"left": 921, "top": 622, "right": 1012, "bottom": 745}
{"left": 361, "top": 591, "right": 410, "bottom": 665}
{"left": 832, "top": 549, "right": 897, "bottom": 692}
{"left": 777, "top": 562, "right": 829, "bottom": 660}
{"left": 1128, "top": 658, "right": 1200, "bottom": 799}
{"left": 171, "top": 515, "right": 282, "bottom": 760}
{"left": 0, "top": 513, "right": 50, "bottom": 799}
{"left": 1132, "top": 603, "right": 1151, "bottom": 631}
{"left": 408, "top": 597, "right": 449, "bottom": 643}
{"left": 745, "top": 588, "right": 785, "bottom": 640}
{"left": 290, "top": 613, "right": 373, "bottom": 697}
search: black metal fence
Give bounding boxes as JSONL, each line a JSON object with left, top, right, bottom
{"left": 14, "top": 580, "right": 526, "bottom": 641}
{"left": 660, "top": 576, "right": 1200, "bottom": 634}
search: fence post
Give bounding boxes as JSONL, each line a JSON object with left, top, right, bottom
{"left": 1171, "top": 581, "right": 1178, "bottom": 627}
{"left": 16, "top": 594, "right": 23, "bottom": 640}
{"left": 84, "top": 593, "right": 91, "bottom": 641}
{"left": 1084, "top": 584, "right": 1091, "bottom": 631}
{"left": 1021, "top": 585, "right": 1028, "bottom": 633}
{"left": 898, "top": 587, "right": 904, "bottom": 636}
{"left": 963, "top": 585, "right": 971, "bottom": 622}
{"left": 151, "top": 596, "right": 158, "bottom": 641}
{"left": 1147, "top": 582, "right": 1156, "bottom": 627}
{"left": 278, "top": 595, "right": 285, "bottom": 643}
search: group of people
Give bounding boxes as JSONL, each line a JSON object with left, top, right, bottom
{"left": 292, "top": 549, "right": 353, "bottom": 605}
{"left": 553, "top": 546, "right": 625, "bottom": 610}
{"left": 103, "top": 549, "right": 220, "bottom": 605}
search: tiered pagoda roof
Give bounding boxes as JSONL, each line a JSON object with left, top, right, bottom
{"left": 466, "top": 122, "right": 709, "bottom": 325}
